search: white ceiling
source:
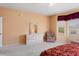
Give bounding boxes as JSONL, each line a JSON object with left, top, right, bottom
{"left": 0, "top": 3, "right": 79, "bottom": 16}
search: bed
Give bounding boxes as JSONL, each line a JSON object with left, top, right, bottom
{"left": 40, "top": 43, "right": 79, "bottom": 56}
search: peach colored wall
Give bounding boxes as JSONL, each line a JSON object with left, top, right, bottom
{"left": 0, "top": 7, "right": 49, "bottom": 46}
{"left": 50, "top": 15, "right": 57, "bottom": 34}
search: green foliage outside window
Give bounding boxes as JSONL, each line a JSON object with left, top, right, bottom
{"left": 59, "top": 27, "right": 64, "bottom": 33}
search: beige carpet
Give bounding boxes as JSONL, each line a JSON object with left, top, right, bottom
{"left": 0, "top": 41, "right": 66, "bottom": 56}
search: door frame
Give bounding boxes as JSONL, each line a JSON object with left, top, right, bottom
{"left": 0, "top": 16, "right": 3, "bottom": 47}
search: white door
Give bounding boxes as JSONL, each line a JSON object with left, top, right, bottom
{"left": 0, "top": 17, "right": 2, "bottom": 47}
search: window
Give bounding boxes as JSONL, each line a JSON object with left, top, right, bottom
{"left": 68, "top": 19, "right": 79, "bottom": 35}
{"left": 57, "top": 21, "right": 65, "bottom": 36}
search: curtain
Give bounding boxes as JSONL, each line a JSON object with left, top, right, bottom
{"left": 58, "top": 12, "right": 79, "bottom": 21}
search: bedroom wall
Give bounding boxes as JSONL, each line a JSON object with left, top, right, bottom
{"left": 50, "top": 15, "right": 57, "bottom": 34}
{"left": 0, "top": 7, "right": 50, "bottom": 46}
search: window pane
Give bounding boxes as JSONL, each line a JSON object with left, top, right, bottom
{"left": 58, "top": 21, "right": 65, "bottom": 36}
{"left": 68, "top": 19, "right": 79, "bottom": 35}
